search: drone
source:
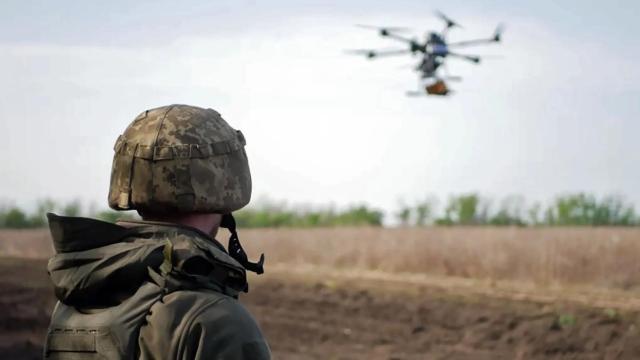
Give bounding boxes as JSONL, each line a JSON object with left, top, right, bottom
{"left": 347, "top": 11, "right": 504, "bottom": 96}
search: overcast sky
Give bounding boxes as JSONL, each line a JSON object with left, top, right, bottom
{"left": 1, "top": 0, "right": 638, "bottom": 214}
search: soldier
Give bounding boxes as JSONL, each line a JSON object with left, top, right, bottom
{"left": 43, "top": 105, "right": 270, "bottom": 359}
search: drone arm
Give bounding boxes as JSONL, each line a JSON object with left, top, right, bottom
{"left": 448, "top": 24, "right": 503, "bottom": 47}
{"left": 384, "top": 32, "right": 414, "bottom": 44}
{"left": 447, "top": 38, "right": 498, "bottom": 47}
{"left": 448, "top": 51, "right": 481, "bottom": 64}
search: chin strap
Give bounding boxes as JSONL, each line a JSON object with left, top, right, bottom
{"left": 220, "top": 213, "right": 265, "bottom": 274}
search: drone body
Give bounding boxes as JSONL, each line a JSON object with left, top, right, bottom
{"left": 348, "top": 12, "right": 504, "bottom": 96}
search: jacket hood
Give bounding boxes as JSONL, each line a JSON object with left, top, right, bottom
{"left": 46, "top": 213, "right": 247, "bottom": 308}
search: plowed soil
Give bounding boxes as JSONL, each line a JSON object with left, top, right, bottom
{"left": 1, "top": 257, "right": 639, "bottom": 360}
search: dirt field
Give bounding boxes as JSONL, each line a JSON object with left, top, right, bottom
{"left": 2, "top": 257, "right": 640, "bottom": 360}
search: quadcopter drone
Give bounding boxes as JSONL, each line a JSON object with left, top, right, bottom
{"left": 347, "top": 11, "right": 504, "bottom": 96}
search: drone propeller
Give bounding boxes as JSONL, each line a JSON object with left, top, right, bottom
{"left": 356, "top": 24, "right": 412, "bottom": 36}
{"left": 355, "top": 24, "right": 425, "bottom": 52}
{"left": 344, "top": 48, "right": 412, "bottom": 59}
{"left": 435, "top": 10, "right": 463, "bottom": 29}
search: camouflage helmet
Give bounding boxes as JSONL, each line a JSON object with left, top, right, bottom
{"left": 108, "top": 104, "right": 251, "bottom": 214}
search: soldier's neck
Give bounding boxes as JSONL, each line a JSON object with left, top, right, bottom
{"left": 141, "top": 213, "right": 222, "bottom": 239}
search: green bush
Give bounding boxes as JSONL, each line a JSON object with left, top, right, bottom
{"left": 436, "top": 194, "right": 489, "bottom": 225}
{"left": 3, "top": 208, "right": 31, "bottom": 228}
{"left": 235, "top": 204, "right": 383, "bottom": 228}
{"left": 545, "top": 193, "right": 636, "bottom": 226}
{"left": 489, "top": 195, "right": 526, "bottom": 226}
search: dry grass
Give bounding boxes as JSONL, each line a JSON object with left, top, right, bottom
{"left": 0, "top": 229, "right": 53, "bottom": 258}
{"left": 2, "top": 227, "right": 640, "bottom": 293}
{"left": 240, "top": 227, "right": 640, "bottom": 292}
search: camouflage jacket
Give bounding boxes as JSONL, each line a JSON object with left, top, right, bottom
{"left": 44, "top": 214, "right": 270, "bottom": 359}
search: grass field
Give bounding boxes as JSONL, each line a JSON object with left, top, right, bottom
{"left": 241, "top": 226, "right": 640, "bottom": 293}
{"left": 3, "top": 226, "right": 640, "bottom": 293}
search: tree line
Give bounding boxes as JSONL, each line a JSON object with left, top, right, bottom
{"left": 0, "top": 193, "right": 637, "bottom": 228}
{"left": 234, "top": 204, "right": 384, "bottom": 228}
{"left": 395, "top": 193, "right": 637, "bottom": 226}
{"left": 0, "top": 199, "right": 134, "bottom": 228}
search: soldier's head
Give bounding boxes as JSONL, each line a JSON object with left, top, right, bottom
{"left": 108, "top": 104, "right": 252, "bottom": 236}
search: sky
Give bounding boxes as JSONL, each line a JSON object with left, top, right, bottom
{"left": 1, "top": 0, "right": 639, "bottom": 215}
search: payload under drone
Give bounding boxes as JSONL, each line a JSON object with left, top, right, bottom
{"left": 347, "top": 11, "right": 504, "bottom": 96}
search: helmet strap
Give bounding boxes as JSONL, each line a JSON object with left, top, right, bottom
{"left": 220, "top": 213, "right": 265, "bottom": 274}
